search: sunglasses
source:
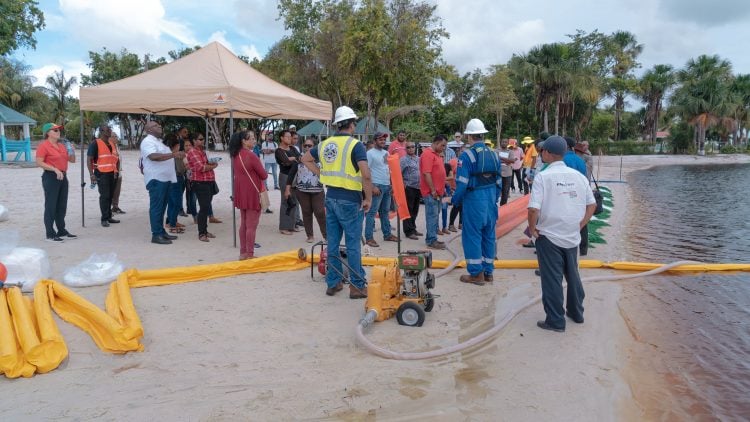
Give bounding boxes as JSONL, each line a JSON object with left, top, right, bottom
{"left": 303, "top": 144, "right": 314, "bottom": 148}
{"left": 406, "top": 146, "right": 415, "bottom": 149}
{"left": 197, "top": 138, "right": 205, "bottom": 141}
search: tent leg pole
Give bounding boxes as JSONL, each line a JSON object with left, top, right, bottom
{"left": 229, "top": 111, "right": 236, "bottom": 249}
{"left": 80, "top": 110, "right": 85, "bottom": 227}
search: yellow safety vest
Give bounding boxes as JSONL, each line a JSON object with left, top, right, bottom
{"left": 319, "top": 135, "right": 362, "bottom": 191}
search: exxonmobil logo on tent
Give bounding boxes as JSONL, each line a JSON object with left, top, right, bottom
{"left": 213, "top": 93, "right": 227, "bottom": 104}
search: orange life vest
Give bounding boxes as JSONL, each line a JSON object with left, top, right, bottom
{"left": 94, "top": 139, "right": 118, "bottom": 173}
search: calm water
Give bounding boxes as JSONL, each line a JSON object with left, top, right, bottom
{"left": 624, "top": 163, "right": 750, "bottom": 420}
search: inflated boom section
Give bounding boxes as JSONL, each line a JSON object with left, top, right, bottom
{"left": 3, "top": 248, "right": 750, "bottom": 379}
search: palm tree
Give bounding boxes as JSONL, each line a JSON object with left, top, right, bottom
{"left": 672, "top": 55, "right": 735, "bottom": 154}
{"left": 45, "top": 70, "right": 77, "bottom": 124}
{"left": 729, "top": 74, "right": 750, "bottom": 145}
{"left": 607, "top": 31, "right": 643, "bottom": 141}
{"left": 639, "top": 64, "right": 676, "bottom": 143}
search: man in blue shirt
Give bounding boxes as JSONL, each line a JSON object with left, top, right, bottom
{"left": 364, "top": 132, "right": 397, "bottom": 246}
{"left": 562, "top": 137, "right": 590, "bottom": 256}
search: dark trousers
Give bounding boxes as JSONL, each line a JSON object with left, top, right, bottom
{"left": 147, "top": 179, "right": 170, "bottom": 237}
{"left": 512, "top": 168, "right": 523, "bottom": 191}
{"left": 403, "top": 186, "right": 421, "bottom": 235}
{"left": 294, "top": 190, "right": 326, "bottom": 238}
{"left": 449, "top": 204, "right": 462, "bottom": 226}
{"left": 166, "top": 174, "right": 185, "bottom": 226}
{"left": 580, "top": 224, "right": 589, "bottom": 256}
{"left": 535, "top": 235, "right": 585, "bottom": 330}
{"left": 96, "top": 171, "right": 115, "bottom": 221}
{"left": 192, "top": 181, "right": 214, "bottom": 236}
{"left": 500, "top": 175, "right": 512, "bottom": 205}
{"left": 42, "top": 171, "right": 69, "bottom": 238}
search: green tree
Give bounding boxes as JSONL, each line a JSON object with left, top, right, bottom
{"left": 729, "top": 74, "right": 750, "bottom": 145}
{"left": 672, "top": 55, "right": 735, "bottom": 154}
{"left": 606, "top": 31, "right": 643, "bottom": 141}
{"left": 639, "top": 64, "right": 676, "bottom": 143}
{"left": 45, "top": 70, "right": 77, "bottom": 124}
{"left": 482, "top": 65, "right": 518, "bottom": 137}
{"left": 0, "top": 0, "right": 45, "bottom": 56}
{"left": 440, "top": 66, "right": 483, "bottom": 133}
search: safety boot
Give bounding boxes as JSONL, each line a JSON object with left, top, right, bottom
{"left": 459, "top": 273, "right": 485, "bottom": 285}
{"left": 349, "top": 284, "right": 368, "bottom": 299}
{"left": 483, "top": 273, "right": 494, "bottom": 283}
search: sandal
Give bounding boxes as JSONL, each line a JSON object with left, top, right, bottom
{"left": 168, "top": 225, "right": 185, "bottom": 234}
{"left": 206, "top": 232, "right": 216, "bottom": 238}
{"left": 175, "top": 222, "right": 185, "bottom": 228}
{"left": 279, "top": 230, "right": 293, "bottom": 235}
{"left": 199, "top": 234, "right": 209, "bottom": 242}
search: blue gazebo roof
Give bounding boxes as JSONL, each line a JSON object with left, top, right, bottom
{"left": 0, "top": 103, "right": 36, "bottom": 125}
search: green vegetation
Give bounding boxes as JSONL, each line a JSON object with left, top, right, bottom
{"left": 2, "top": 0, "right": 749, "bottom": 153}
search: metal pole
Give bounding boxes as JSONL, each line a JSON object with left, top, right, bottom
{"left": 619, "top": 155, "right": 623, "bottom": 182}
{"left": 80, "top": 111, "right": 86, "bottom": 227}
{"left": 229, "top": 110, "right": 236, "bottom": 248}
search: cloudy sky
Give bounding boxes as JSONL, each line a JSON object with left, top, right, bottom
{"left": 12, "top": 0, "right": 750, "bottom": 99}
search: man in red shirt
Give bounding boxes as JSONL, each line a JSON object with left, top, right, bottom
{"left": 388, "top": 130, "right": 408, "bottom": 157}
{"left": 419, "top": 134, "right": 448, "bottom": 249}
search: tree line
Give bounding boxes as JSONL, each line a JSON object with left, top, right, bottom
{"left": 2, "top": 0, "right": 749, "bottom": 154}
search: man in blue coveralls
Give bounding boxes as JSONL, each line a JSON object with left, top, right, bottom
{"left": 452, "top": 118, "right": 502, "bottom": 285}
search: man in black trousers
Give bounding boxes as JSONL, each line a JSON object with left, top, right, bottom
{"left": 400, "top": 141, "right": 423, "bottom": 239}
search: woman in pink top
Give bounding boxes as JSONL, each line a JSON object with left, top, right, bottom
{"left": 229, "top": 130, "right": 268, "bottom": 259}
{"left": 35, "top": 123, "right": 76, "bottom": 242}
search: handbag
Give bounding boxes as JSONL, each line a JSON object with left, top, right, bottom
{"left": 591, "top": 175, "right": 604, "bottom": 215}
{"left": 210, "top": 181, "right": 220, "bottom": 195}
{"left": 240, "top": 152, "right": 270, "bottom": 210}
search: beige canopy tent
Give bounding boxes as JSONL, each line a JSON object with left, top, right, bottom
{"left": 78, "top": 42, "right": 333, "bottom": 244}
{"left": 79, "top": 41, "right": 332, "bottom": 119}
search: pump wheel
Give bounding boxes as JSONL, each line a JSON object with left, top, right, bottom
{"left": 423, "top": 292, "right": 434, "bottom": 312}
{"left": 298, "top": 248, "right": 307, "bottom": 260}
{"left": 396, "top": 302, "right": 425, "bottom": 327}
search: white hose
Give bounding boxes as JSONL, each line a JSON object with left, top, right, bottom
{"left": 356, "top": 259, "right": 699, "bottom": 360}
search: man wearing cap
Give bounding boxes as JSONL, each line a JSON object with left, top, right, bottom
{"left": 452, "top": 119, "right": 501, "bottom": 285}
{"left": 140, "top": 121, "right": 184, "bottom": 244}
{"left": 302, "top": 106, "right": 373, "bottom": 299}
{"left": 87, "top": 124, "right": 120, "bottom": 227}
{"left": 527, "top": 135, "right": 596, "bottom": 332}
{"left": 261, "top": 132, "right": 279, "bottom": 190}
{"left": 365, "top": 132, "right": 398, "bottom": 247}
{"left": 563, "top": 136, "right": 589, "bottom": 256}
{"left": 388, "top": 130, "right": 408, "bottom": 157}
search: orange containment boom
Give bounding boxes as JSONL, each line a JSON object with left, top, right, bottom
{"left": 496, "top": 195, "right": 530, "bottom": 238}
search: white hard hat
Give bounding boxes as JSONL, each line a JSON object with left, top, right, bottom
{"left": 464, "top": 118, "right": 488, "bottom": 135}
{"left": 333, "top": 106, "right": 358, "bottom": 124}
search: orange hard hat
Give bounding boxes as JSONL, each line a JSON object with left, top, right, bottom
{"left": 0, "top": 262, "right": 7, "bottom": 282}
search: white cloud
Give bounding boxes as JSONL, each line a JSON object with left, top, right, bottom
{"left": 240, "top": 45, "right": 261, "bottom": 61}
{"left": 57, "top": 0, "right": 198, "bottom": 58}
{"left": 208, "top": 30, "right": 234, "bottom": 51}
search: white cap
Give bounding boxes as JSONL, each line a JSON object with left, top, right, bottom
{"left": 289, "top": 125, "right": 296, "bottom": 130}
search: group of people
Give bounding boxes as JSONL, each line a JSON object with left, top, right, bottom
{"left": 36, "top": 110, "right": 598, "bottom": 333}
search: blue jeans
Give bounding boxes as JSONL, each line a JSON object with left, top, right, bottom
{"left": 147, "top": 179, "right": 170, "bottom": 237}
{"left": 423, "top": 195, "right": 440, "bottom": 245}
{"left": 325, "top": 197, "right": 366, "bottom": 289}
{"left": 166, "top": 175, "right": 185, "bottom": 226}
{"left": 264, "top": 162, "right": 279, "bottom": 189}
{"left": 364, "top": 183, "right": 392, "bottom": 240}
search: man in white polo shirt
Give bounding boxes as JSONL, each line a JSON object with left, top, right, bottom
{"left": 140, "top": 121, "right": 183, "bottom": 245}
{"left": 527, "top": 135, "right": 596, "bottom": 332}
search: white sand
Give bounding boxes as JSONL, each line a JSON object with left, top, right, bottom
{"left": 1, "top": 150, "right": 748, "bottom": 420}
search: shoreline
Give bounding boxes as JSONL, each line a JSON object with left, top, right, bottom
{"left": 0, "top": 152, "right": 748, "bottom": 419}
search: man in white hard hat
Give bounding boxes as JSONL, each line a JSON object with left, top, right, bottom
{"left": 451, "top": 118, "right": 501, "bottom": 285}
{"left": 302, "top": 106, "right": 373, "bottom": 299}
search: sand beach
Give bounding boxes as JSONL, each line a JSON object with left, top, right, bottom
{"left": 1, "top": 150, "right": 748, "bottom": 420}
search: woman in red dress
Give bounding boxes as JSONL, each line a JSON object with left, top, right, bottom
{"left": 229, "top": 130, "right": 268, "bottom": 259}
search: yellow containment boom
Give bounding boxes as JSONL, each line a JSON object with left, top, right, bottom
{"left": 1, "top": 250, "right": 749, "bottom": 378}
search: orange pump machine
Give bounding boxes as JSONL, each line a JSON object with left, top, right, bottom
{"left": 366, "top": 250, "right": 436, "bottom": 327}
